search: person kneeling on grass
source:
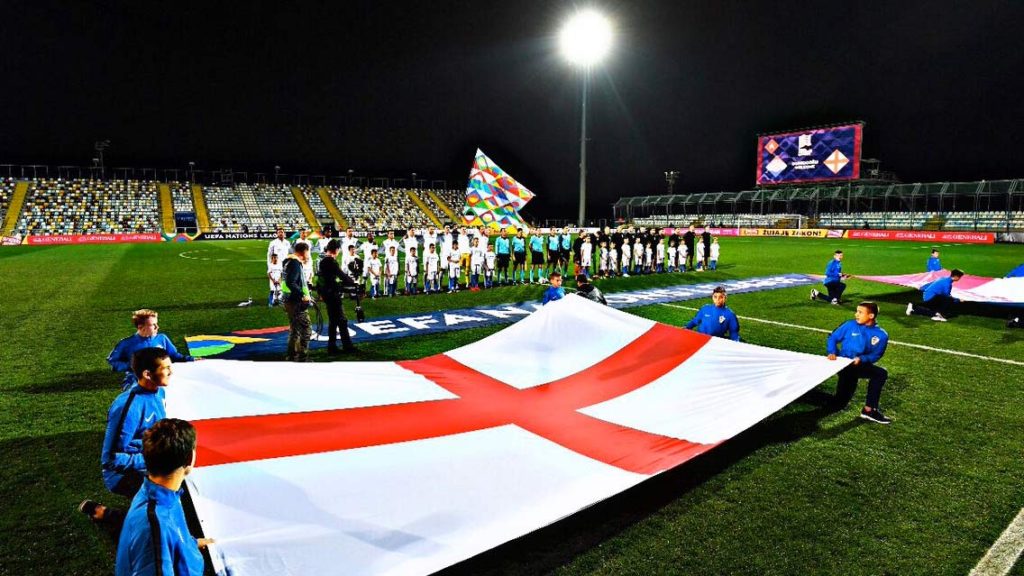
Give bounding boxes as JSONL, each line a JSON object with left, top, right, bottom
{"left": 115, "top": 418, "right": 214, "bottom": 576}
{"left": 80, "top": 347, "right": 175, "bottom": 529}
{"left": 826, "top": 301, "right": 892, "bottom": 424}
{"left": 811, "top": 250, "right": 850, "bottom": 305}
{"left": 907, "top": 268, "right": 963, "bottom": 322}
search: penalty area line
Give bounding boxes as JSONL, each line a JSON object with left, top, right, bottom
{"left": 969, "top": 508, "right": 1024, "bottom": 576}
{"left": 660, "top": 303, "right": 1024, "bottom": 367}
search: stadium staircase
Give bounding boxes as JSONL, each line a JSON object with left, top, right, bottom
{"left": 427, "top": 190, "right": 459, "bottom": 222}
{"left": 290, "top": 187, "right": 320, "bottom": 230}
{"left": 191, "top": 184, "right": 212, "bottom": 232}
{"left": 406, "top": 189, "right": 443, "bottom": 227}
{"left": 315, "top": 188, "right": 348, "bottom": 229}
{"left": 1, "top": 181, "right": 29, "bottom": 236}
{"left": 158, "top": 184, "right": 176, "bottom": 233}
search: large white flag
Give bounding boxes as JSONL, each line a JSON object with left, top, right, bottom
{"left": 168, "top": 296, "right": 848, "bottom": 576}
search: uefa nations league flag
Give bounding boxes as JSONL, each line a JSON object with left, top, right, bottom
{"left": 168, "top": 296, "right": 849, "bottom": 576}
{"left": 461, "top": 148, "right": 535, "bottom": 231}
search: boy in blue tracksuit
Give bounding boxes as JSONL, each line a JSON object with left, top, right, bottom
{"left": 926, "top": 249, "right": 942, "bottom": 272}
{"left": 79, "top": 347, "right": 173, "bottom": 527}
{"left": 908, "top": 268, "right": 963, "bottom": 322}
{"left": 811, "top": 250, "right": 849, "bottom": 305}
{"left": 827, "top": 301, "right": 892, "bottom": 424}
{"left": 108, "top": 309, "right": 194, "bottom": 390}
{"left": 115, "top": 418, "right": 212, "bottom": 576}
{"left": 685, "top": 286, "right": 740, "bottom": 341}
{"left": 541, "top": 272, "right": 565, "bottom": 305}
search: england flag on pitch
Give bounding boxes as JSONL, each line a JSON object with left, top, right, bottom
{"left": 168, "top": 296, "right": 849, "bottom": 575}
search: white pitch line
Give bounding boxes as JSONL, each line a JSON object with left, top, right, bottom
{"left": 660, "top": 303, "right": 1024, "bottom": 367}
{"left": 969, "top": 508, "right": 1024, "bottom": 576}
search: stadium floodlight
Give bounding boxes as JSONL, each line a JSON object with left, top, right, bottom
{"left": 559, "top": 10, "right": 612, "bottom": 66}
{"left": 559, "top": 9, "right": 612, "bottom": 226}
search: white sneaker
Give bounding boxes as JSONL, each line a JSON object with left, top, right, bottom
{"left": 810, "top": 289, "right": 819, "bottom": 301}
{"left": 830, "top": 298, "right": 839, "bottom": 305}
{"left": 931, "top": 314, "right": 947, "bottom": 322}
{"left": 906, "top": 303, "right": 913, "bottom": 316}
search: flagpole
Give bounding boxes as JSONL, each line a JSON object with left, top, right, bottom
{"left": 578, "top": 67, "right": 589, "bottom": 227}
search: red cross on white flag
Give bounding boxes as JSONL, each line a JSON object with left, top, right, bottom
{"left": 169, "top": 296, "right": 849, "bottom": 576}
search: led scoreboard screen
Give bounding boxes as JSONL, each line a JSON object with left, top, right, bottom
{"left": 756, "top": 123, "right": 863, "bottom": 185}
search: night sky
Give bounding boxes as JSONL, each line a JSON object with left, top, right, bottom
{"left": 2, "top": 1, "right": 1022, "bottom": 220}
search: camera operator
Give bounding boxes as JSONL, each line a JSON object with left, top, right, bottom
{"left": 317, "top": 240, "right": 357, "bottom": 355}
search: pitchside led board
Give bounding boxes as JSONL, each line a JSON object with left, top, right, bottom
{"left": 756, "top": 123, "right": 863, "bottom": 185}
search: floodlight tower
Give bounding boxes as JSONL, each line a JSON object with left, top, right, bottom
{"left": 560, "top": 9, "right": 612, "bottom": 227}
{"left": 665, "top": 170, "right": 680, "bottom": 194}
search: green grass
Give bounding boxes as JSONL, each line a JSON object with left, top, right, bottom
{"left": 1, "top": 237, "right": 1022, "bottom": 575}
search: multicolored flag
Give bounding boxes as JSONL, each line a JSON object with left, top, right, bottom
{"left": 462, "top": 148, "right": 534, "bottom": 231}
{"left": 168, "top": 296, "right": 848, "bottom": 576}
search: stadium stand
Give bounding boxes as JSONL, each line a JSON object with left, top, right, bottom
{"left": 0, "top": 177, "right": 14, "bottom": 219}
{"left": 5, "top": 174, "right": 1016, "bottom": 236}
{"left": 425, "top": 188, "right": 462, "bottom": 224}
{"left": 169, "top": 181, "right": 194, "bottom": 212}
{"left": 818, "top": 212, "right": 930, "bottom": 230}
{"left": 634, "top": 213, "right": 781, "bottom": 228}
{"left": 634, "top": 211, "right": 1024, "bottom": 232}
{"left": 204, "top": 184, "right": 309, "bottom": 233}
{"left": 326, "top": 186, "right": 435, "bottom": 231}
{"left": 14, "top": 179, "right": 160, "bottom": 235}
{"left": 301, "top": 186, "right": 333, "bottom": 225}
{"left": 941, "top": 211, "right": 1024, "bottom": 231}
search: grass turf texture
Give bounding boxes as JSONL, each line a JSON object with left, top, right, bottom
{"left": 1, "top": 237, "right": 1022, "bottom": 575}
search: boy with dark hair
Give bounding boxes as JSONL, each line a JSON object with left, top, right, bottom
{"left": 811, "top": 250, "right": 849, "bottom": 305}
{"left": 827, "top": 301, "right": 892, "bottom": 424}
{"left": 907, "top": 268, "right": 963, "bottom": 322}
{"left": 926, "top": 249, "right": 942, "bottom": 272}
{"left": 80, "top": 348, "right": 172, "bottom": 525}
{"left": 541, "top": 272, "right": 565, "bottom": 305}
{"left": 115, "top": 418, "right": 213, "bottom": 575}
{"left": 685, "top": 286, "right": 740, "bottom": 341}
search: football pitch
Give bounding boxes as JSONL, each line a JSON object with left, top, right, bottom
{"left": 1, "top": 237, "right": 1022, "bottom": 575}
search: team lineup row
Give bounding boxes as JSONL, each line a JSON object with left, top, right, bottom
{"left": 264, "top": 225, "right": 726, "bottom": 301}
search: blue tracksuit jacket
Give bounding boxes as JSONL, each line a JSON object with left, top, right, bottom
{"left": 116, "top": 479, "right": 204, "bottom": 576}
{"left": 107, "top": 333, "right": 193, "bottom": 390}
{"left": 101, "top": 385, "right": 166, "bottom": 492}
{"left": 686, "top": 304, "right": 740, "bottom": 341}
{"left": 827, "top": 319, "right": 889, "bottom": 363}
{"left": 921, "top": 277, "right": 954, "bottom": 302}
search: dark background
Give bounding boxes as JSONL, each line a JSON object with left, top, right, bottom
{"left": 1, "top": 0, "right": 1021, "bottom": 220}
